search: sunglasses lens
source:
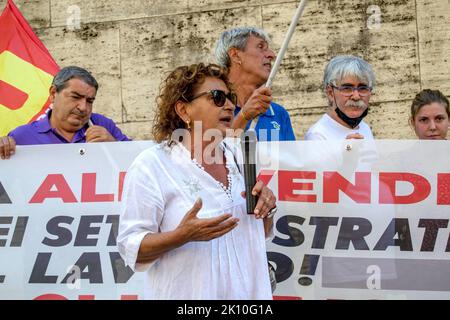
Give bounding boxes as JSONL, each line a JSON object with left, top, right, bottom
{"left": 211, "top": 90, "right": 226, "bottom": 107}
{"left": 229, "top": 92, "right": 237, "bottom": 105}
{"left": 210, "top": 90, "right": 237, "bottom": 107}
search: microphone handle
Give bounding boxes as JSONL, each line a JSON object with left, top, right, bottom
{"left": 245, "top": 163, "right": 258, "bottom": 214}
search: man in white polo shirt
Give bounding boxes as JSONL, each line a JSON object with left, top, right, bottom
{"left": 305, "top": 55, "right": 375, "bottom": 140}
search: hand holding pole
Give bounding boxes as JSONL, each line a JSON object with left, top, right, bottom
{"left": 249, "top": 0, "right": 309, "bottom": 130}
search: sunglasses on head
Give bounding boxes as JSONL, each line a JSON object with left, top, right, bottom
{"left": 188, "top": 90, "right": 237, "bottom": 107}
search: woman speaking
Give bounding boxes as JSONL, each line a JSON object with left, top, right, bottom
{"left": 118, "top": 63, "right": 277, "bottom": 299}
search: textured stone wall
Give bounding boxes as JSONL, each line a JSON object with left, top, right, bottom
{"left": 2, "top": 0, "right": 449, "bottom": 140}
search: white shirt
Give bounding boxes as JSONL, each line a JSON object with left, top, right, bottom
{"left": 305, "top": 113, "right": 374, "bottom": 140}
{"left": 117, "top": 139, "right": 272, "bottom": 300}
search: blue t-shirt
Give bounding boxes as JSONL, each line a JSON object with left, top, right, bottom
{"left": 234, "top": 102, "right": 296, "bottom": 141}
{"left": 9, "top": 111, "right": 130, "bottom": 145}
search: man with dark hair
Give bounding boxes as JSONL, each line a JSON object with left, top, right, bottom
{"left": 0, "top": 66, "right": 129, "bottom": 159}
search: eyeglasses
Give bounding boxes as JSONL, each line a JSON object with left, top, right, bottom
{"left": 331, "top": 85, "right": 372, "bottom": 97}
{"left": 189, "top": 90, "right": 237, "bottom": 107}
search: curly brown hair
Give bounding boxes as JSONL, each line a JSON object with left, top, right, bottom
{"left": 152, "top": 63, "right": 231, "bottom": 142}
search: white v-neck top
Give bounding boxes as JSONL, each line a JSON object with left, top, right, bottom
{"left": 118, "top": 139, "right": 272, "bottom": 300}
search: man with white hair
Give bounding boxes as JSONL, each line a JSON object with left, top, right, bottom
{"left": 215, "top": 27, "right": 295, "bottom": 141}
{"left": 305, "top": 55, "right": 375, "bottom": 140}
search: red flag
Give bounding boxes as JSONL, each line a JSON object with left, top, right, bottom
{"left": 0, "top": 0, "right": 59, "bottom": 135}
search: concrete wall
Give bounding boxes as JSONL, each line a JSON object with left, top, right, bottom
{"left": 2, "top": 0, "right": 449, "bottom": 140}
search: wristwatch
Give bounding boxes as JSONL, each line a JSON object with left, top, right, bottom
{"left": 267, "top": 206, "right": 277, "bottom": 219}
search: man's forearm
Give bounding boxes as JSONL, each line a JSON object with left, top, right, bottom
{"left": 232, "top": 111, "right": 250, "bottom": 130}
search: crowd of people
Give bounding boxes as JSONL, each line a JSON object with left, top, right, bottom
{"left": 1, "top": 26, "right": 448, "bottom": 159}
{"left": 0, "top": 26, "right": 448, "bottom": 299}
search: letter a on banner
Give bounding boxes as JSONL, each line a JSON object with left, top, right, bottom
{"left": 0, "top": 0, "right": 59, "bottom": 136}
{"left": 0, "top": 182, "right": 12, "bottom": 203}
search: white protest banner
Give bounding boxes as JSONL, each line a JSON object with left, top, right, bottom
{"left": 0, "top": 140, "right": 449, "bottom": 299}
{"left": 260, "top": 139, "right": 450, "bottom": 300}
{"left": 0, "top": 141, "right": 153, "bottom": 300}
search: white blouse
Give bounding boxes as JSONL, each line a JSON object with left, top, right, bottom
{"left": 117, "top": 139, "right": 272, "bottom": 300}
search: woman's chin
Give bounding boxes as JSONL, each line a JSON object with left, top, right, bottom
{"left": 424, "top": 135, "right": 445, "bottom": 140}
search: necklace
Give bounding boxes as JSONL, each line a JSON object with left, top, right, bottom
{"left": 191, "top": 157, "right": 233, "bottom": 199}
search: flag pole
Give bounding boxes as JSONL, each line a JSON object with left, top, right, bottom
{"left": 249, "top": 0, "right": 309, "bottom": 131}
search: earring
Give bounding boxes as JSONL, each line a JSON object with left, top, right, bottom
{"left": 186, "top": 119, "right": 191, "bottom": 129}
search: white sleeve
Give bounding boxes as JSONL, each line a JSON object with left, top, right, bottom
{"left": 117, "top": 157, "right": 165, "bottom": 272}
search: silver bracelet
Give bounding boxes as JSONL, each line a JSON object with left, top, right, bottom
{"left": 267, "top": 206, "right": 277, "bottom": 219}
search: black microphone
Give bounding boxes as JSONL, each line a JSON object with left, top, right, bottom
{"left": 241, "top": 130, "right": 258, "bottom": 214}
